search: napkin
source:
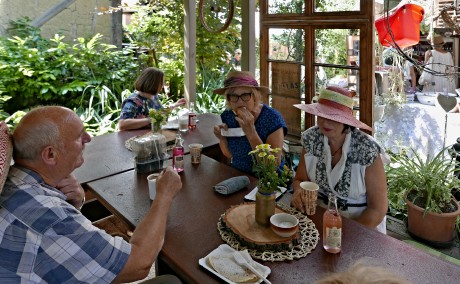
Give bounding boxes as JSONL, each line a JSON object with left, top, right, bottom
{"left": 213, "top": 176, "right": 250, "bottom": 195}
{"left": 244, "top": 186, "right": 287, "bottom": 201}
{"left": 199, "top": 244, "right": 271, "bottom": 284}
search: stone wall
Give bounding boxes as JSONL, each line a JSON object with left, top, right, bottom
{"left": 0, "top": 0, "right": 115, "bottom": 44}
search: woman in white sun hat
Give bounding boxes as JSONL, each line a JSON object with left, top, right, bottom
{"left": 291, "top": 86, "right": 388, "bottom": 233}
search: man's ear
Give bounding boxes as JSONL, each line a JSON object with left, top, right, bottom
{"left": 41, "top": 146, "right": 58, "bottom": 166}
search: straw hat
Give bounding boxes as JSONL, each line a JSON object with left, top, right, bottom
{"left": 213, "top": 71, "right": 270, "bottom": 95}
{"left": 294, "top": 86, "right": 373, "bottom": 131}
{"left": 0, "top": 122, "right": 12, "bottom": 194}
{"left": 430, "top": 34, "right": 444, "bottom": 46}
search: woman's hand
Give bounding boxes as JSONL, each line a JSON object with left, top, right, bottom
{"left": 213, "top": 123, "right": 228, "bottom": 139}
{"left": 234, "top": 107, "right": 256, "bottom": 135}
{"left": 172, "top": 98, "right": 187, "bottom": 109}
{"left": 291, "top": 184, "right": 306, "bottom": 213}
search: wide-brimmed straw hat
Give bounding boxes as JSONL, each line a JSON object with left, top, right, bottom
{"left": 213, "top": 71, "right": 270, "bottom": 95}
{"left": 0, "top": 121, "right": 12, "bottom": 194}
{"left": 430, "top": 34, "right": 444, "bottom": 46}
{"left": 294, "top": 86, "right": 373, "bottom": 131}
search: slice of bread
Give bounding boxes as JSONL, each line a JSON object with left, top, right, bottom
{"left": 208, "top": 254, "right": 258, "bottom": 283}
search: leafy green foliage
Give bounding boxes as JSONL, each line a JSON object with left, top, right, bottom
{"left": 0, "top": 18, "right": 140, "bottom": 134}
{"left": 249, "top": 144, "right": 293, "bottom": 195}
{"left": 386, "top": 147, "right": 460, "bottom": 217}
{"left": 124, "top": 0, "right": 241, "bottom": 113}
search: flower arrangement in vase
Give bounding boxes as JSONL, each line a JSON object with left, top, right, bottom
{"left": 149, "top": 108, "right": 171, "bottom": 133}
{"left": 249, "top": 144, "right": 292, "bottom": 226}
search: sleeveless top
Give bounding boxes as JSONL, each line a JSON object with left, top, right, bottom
{"left": 423, "top": 50, "right": 456, "bottom": 93}
{"left": 301, "top": 127, "right": 387, "bottom": 233}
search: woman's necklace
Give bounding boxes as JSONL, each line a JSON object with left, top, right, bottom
{"left": 331, "top": 145, "right": 342, "bottom": 158}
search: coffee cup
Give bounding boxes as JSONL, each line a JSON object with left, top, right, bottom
{"left": 299, "top": 181, "right": 319, "bottom": 215}
{"left": 189, "top": 143, "right": 203, "bottom": 164}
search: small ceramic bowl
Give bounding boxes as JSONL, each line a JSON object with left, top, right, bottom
{"left": 270, "top": 213, "right": 299, "bottom": 238}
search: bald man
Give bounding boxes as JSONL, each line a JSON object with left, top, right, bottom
{"left": 0, "top": 106, "right": 182, "bottom": 283}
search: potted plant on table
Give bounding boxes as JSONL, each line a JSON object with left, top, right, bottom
{"left": 386, "top": 147, "right": 460, "bottom": 247}
{"left": 249, "top": 144, "right": 292, "bottom": 227}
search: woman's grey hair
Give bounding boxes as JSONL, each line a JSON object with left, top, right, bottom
{"left": 13, "top": 107, "right": 69, "bottom": 161}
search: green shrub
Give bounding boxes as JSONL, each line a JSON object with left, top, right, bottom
{"left": 0, "top": 18, "right": 140, "bottom": 114}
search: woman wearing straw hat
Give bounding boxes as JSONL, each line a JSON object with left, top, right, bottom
{"left": 291, "top": 86, "right": 388, "bottom": 233}
{"left": 420, "top": 34, "right": 456, "bottom": 95}
{"left": 213, "top": 71, "right": 287, "bottom": 174}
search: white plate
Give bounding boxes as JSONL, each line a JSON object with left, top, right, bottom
{"left": 244, "top": 186, "right": 287, "bottom": 201}
{"left": 162, "top": 119, "right": 179, "bottom": 130}
{"left": 199, "top": 244, "right": 270, "bottom": 284}
{"left": 221, "top": 128, "right": 245, "bottom": 137}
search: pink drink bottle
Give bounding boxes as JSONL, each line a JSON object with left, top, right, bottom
{"left": 172, "top": 133, "right": 184, "bottom": 172}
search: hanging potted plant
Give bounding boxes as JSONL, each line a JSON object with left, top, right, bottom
{"left": 386, "top": 147, "right": 460, "bottom": 247}
{"left": 249, "top": 144, "right": 292, "bottom": 227}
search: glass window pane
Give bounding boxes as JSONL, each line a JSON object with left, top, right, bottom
{"left": 268, "top": 62, "right": 306, "bottom": 135}
{"left": 268, "top": 0, "right": 305, "bottom": 14}
{"left": 269, "top": 28, "right": 305, "bottom": 62}
{"left": 315, "top": 66, "right": 359, "bottom": 95}
{"left": 314, "top": 0, "right": 360, "bottom": 12}
{"left": 315, "top": 29, "right": 359, "bottom": 66}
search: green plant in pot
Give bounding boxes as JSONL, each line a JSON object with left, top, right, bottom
{"left": 386, "top": 147, "right": 460, "bottom": 247}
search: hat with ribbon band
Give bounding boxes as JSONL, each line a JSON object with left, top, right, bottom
{"left": 213, "top": 71, "right": 270, "bottom": 95}
{"left": 294, "top": 86, "right": 373, "bottom": 131}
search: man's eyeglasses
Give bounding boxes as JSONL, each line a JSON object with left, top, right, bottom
{"left": 227, "top": 92, "right": 252, "bottom": 103}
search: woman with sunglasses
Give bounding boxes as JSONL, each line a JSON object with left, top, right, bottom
{"left": 213, "top": 71, "right": 287, "bottom": 174}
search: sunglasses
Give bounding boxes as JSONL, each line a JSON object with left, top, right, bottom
{"left": 227, "top": 92, "right": 252, "bottom": 103}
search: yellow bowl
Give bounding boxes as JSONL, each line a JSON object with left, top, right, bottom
{"left": 270, "top": 213, "right": 299, "bottom": 238}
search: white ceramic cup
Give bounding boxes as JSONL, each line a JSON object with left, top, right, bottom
{"left": 299, "top": 181, "right": 319, "bottom": 215}
{"left": 147, "top": 173, "right": 160, "bottom": 200}
{"left": 178, "top": 114, "right": 188, "bottom": 133}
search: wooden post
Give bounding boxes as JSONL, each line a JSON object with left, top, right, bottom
{"left": 183, "top": 0, "right": 196, "bottom": 106}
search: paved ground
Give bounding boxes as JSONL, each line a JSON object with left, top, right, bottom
{"left": 374, "top": 101, "right": 460, "bottom": 160}
{"left": 386, "top": 216, "right": 460, "bottom": 266}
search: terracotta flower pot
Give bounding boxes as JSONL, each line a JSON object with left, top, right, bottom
{"left": 406, "top": 199, "right": 460, "bottom": 247}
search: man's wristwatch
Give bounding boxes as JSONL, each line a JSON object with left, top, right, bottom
{"left": 78, "top": 195, "right": 86, "bottom": 211}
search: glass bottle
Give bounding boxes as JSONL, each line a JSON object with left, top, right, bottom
{"left": 172, "top": 133, "right": 184, "bottom": 172}
{"left": 188, "top": 102, "right": 197, "bottom": 130}
{"left": 323, "top": 193, "right": 342, "bottom": 254}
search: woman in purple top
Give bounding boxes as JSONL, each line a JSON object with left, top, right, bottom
{"left": 119, "top": 67, "right": 186, "bottom": 131}
{"left": 213, "top": 71, "right": 287, "bottom": 174}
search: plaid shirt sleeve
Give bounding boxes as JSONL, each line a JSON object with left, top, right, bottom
{"left": 0, "top": 169, "right": 131, "bottom": 283}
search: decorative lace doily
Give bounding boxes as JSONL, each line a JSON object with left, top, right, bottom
{"left": 218, "top": 202, "right": 319, "bottom": 262}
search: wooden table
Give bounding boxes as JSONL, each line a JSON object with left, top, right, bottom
{"left": 86, "top": 155, "right": 460, "bottom": 284}
{"left": 73, "top": 113, "right": 221, "bottom": 184}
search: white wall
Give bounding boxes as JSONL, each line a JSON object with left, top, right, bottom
{"left": 0, "top": 0, "right": 113, "bottom": 43}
